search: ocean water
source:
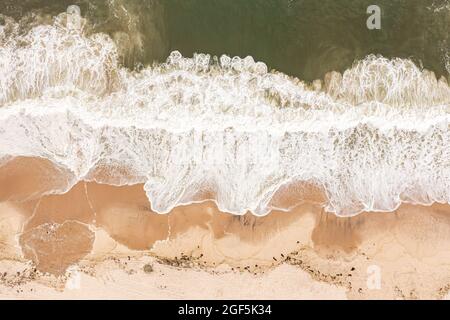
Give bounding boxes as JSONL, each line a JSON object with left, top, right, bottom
{"left": 0, "top": 1, "right": 449, "bottom": 216}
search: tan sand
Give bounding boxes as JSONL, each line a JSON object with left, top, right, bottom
{"left": 1, "top": 156, "right": 450, "bottom": 299}
{"left": 20, "top": 221, "right": 95, "bottom": 275}
{"left": 0, "top": 156, "right": 73, "bottom": 202}
{"left": 0, "top": 257, "right": 347, "bottom": 299}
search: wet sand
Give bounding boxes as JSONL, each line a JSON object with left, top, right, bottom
{"left": 1, "top": 157, "right": 450, "bottom": 299}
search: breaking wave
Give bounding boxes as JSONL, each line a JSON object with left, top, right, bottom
{"left": 0, "top": 11, "right": 449, "bottom": 216}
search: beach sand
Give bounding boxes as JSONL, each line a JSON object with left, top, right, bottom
{"left": 1, "top": 157, "right": 450, "bottom": 299}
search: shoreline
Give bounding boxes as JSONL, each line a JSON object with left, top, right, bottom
{"left": 1, "top": 167, "right": 450, "bottom": 299}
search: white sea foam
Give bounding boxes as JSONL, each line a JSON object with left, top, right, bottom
{"left": 0, "top": 14, "right": 449, "bottom": 216}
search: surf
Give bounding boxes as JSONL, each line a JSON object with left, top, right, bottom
{"left": 0, "top": 10, "right": 449, "bottom": 217}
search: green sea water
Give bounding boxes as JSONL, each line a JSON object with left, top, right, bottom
{"left": 0, "top": 0, "right": 449, "bottom": 80}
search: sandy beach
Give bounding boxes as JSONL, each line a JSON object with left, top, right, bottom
{"left": 1, "top": 156, "right": 450, "bottom": 299}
